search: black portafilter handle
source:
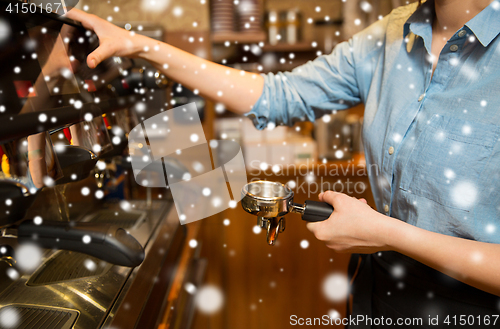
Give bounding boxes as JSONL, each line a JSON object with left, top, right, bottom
{"left": 300, "top": 200, "right": 334, "bottom": 222}
{"left": 17, "top": 220, "right": 145, "bottom": 267}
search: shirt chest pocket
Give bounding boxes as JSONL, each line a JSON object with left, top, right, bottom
{"left": 399, "top": 114, "right": 500, "bottom": 211}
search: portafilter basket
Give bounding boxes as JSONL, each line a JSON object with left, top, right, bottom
{"left": 241, "top": 181, "right": 334, "bottom": 245}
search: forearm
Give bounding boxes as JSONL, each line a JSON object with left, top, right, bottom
{"left": 383, "top": 216, "right": 500, "bottom": 296}
{"left": 136, "top": 36, "right": 264, "bottom": 114}
{"left": 309, "top": 193, "right": 500, "bottom": 296}
{"left": 64, "top": 9, "right": 264, "bottom": 114}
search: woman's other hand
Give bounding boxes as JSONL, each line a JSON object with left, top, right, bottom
{"left": 64, "top": 9, "right": 148, "bottom": 69}
{"left": 306, "top": 191, "right": 395, "bottom": 254}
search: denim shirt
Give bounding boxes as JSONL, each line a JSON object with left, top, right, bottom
{"left": 246, "top": 0, "right": 500, "bottom": 244}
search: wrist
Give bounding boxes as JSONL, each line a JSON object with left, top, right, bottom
{"left": 27, "top": 149, "right": 43, "bottom": 161}
{"left": 135, "top": 35, "right": 160, "bottom": 60}
{"left": 371, "top": 212, "right": 402, "bottom": 252}
{"left": 379, "top": 214, "right": 416, "bottom": 253}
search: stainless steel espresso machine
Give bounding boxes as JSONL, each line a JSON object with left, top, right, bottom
{"left": 0, "top": 2, "right": 205, "bottom": 328}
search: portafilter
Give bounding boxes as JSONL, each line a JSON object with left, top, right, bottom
{"left": 241, "top": 181, "right": 334, "bottom": 245}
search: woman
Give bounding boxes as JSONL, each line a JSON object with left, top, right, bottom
{"left": 67, "top": 0, "right": 500, "bottom": 326}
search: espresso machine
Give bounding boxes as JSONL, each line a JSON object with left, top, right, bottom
{"left": 0, "top": 3, "right": 205, "bottom": 328}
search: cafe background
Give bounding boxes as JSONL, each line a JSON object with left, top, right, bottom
{"left": 79, "top": 0, "right": 414, "bottom": 328}
{"left": 0, "top": 0, "right": 418, "bottom": 328}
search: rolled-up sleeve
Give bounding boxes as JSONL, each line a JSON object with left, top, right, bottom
{"left": 246, "top": 16, "right": 388, "bottom": 130}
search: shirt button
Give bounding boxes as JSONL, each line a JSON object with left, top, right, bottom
{"left": 458, "top": 30, "right": 467, "bottom": 37}
{"left": 388, "top": 146, "right": 395, "bottom": 155}
{"left": 384, "top": 204, "right": 390, "bottom": 213}
{"left": 450, "top": 44, "right": 459, "bottom": 52}
{"left": 418, "top": 94, "right": 425, "bottom": 102}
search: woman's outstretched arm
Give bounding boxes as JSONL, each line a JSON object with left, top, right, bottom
{"left": 65, "top": 9, "right": 264, "bottom": 114}
{"left": 306, "top": 191, "right": 500, "bottom": 296}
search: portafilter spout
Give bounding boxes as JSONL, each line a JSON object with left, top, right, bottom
{"left": 241, "top": 181, "right": 334, "bottom": 245}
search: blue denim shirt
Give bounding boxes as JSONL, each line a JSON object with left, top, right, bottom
{"left": 247, "top": 0, "right": 500, "bottom": 243}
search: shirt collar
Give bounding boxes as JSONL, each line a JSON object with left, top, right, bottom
{"left": 403, "top": 0, "right": 434, "bottom": 54}
{"left": 404, "top": 0, "right": 500, "bottom": 49}
{"left": 466, "top": 0, "right": 500, "bottom": 47}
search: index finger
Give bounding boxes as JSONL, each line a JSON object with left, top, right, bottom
{"left": 321, "top": 190, "right": 344, "bottom": 205}
{"left": 64, "top": 8, "right": 97, "bottom": 31}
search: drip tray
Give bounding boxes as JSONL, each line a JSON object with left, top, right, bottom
{"left": 27, "top": 251, "right": 112, "bottom": 286}
{"left": 0, "top": 304, "right": 78, "bottom": 329}
{"left": 84, "top": 209, "right": 147, "bottom": 229}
